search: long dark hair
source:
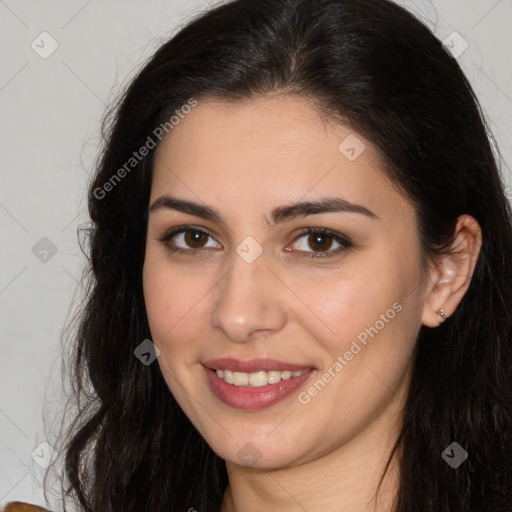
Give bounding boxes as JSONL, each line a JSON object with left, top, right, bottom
{"left": 46, "top": 0, "right": 512, "bottom": 510}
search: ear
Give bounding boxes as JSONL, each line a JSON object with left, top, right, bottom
{"left": 422, "top": 214, "right": 482, "bottom": 328}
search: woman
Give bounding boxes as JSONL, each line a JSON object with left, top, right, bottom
{"left": 35, "top": 0, "right": 512, "bottom": 510}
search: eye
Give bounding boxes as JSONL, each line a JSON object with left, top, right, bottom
{"left": 157, "top": 226, "right": 352, "bottom": 258}
{"left": 158, "top": 226, "right": 221, "bottom": 254}
{"left": 288, "top": 228, "right": 352, "bottom": 258}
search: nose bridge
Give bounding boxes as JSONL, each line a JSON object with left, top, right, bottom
{"left": 210, "top": 243, "right": 286, "bottom": 342}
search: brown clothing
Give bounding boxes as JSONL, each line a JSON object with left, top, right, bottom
{"left": 2, "top": 502, "right": 50, "bottom": 512}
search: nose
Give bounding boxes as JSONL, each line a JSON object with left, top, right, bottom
{"left": 210, "top": 248, "right": 287, "bottom": 343}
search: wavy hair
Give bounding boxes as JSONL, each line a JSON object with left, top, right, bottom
{"left": 47, "top": 0, "right": 512, "bottom": 510}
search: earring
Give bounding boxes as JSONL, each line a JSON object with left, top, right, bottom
{"left": 436, "top": 308, "right": 447, "bottom": 321}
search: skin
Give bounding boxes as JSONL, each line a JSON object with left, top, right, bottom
{"left": 142, "top": 94, "right": 482, "bottom": 511}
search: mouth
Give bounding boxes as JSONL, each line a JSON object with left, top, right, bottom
{"left": 202, "top": 357, "right": 315, "bottom": 386}
{"left": 202, "top": 357, "right": 317, "bottom": 410}
{"left": 212, "top": 368, "right": 310, "bottom": 387}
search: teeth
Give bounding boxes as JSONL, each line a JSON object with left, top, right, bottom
{"left": 215, "top": 368, "right": 309, "bottom": 387}
{"left": 248, "top": 371, "right": 266, "bottom": 387}
{"left": 233, "top": 371, "right": 249, "bottom": 386}
{"left": 267, "top": 370, "right": 281, "bottom": 384}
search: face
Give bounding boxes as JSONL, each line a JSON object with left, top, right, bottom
{"left": 143, "top": 94, "right": 428, "bottom": 469}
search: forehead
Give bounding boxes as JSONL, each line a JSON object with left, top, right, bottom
{"left": 150, "top": 95, "right": 411, "bottom": 223}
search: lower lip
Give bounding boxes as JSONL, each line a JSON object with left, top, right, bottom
{"left": 204, "top": 366, "right": 316, "bottom": 410}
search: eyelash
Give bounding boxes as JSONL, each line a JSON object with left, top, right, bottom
{"left": 157, "top": 226, "right": 353, "bottom": 259}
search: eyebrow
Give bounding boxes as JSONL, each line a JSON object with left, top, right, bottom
{"left": 148, "top": 195, "right": 378, "bottom": 226}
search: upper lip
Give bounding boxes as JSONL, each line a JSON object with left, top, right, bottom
{"left": 203, "top": 357, "right": 314, "bottom": 373}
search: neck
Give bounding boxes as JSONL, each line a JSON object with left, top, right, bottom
{"left": 220, "top": 397, "right": 404, "bottom": 512}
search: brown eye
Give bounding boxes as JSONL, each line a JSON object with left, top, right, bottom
{"left": 306, "top": 233, "right": 334, "bottom": 252}
{"left": 158, "top": 227, "right": 222, "bottom": 254}
{"left": 290, "top": 228, "right": 352, "bottom": 258}
{"left": 183, "top": 230, "right": 209, "bottom": 248}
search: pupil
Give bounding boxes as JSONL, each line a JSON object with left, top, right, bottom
{"left": 186, "top": 230, "right": 205, "bottom": 247}
{"left": 309, "top": 233, "right": 332, "bottom": 252}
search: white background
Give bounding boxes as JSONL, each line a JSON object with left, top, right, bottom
{"left": 1, "top": 0, "right": 511, "bottom": 508}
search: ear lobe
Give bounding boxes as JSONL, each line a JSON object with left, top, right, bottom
{"left": 421, "top": 215, "right": 482, "bottom": 328}
{"left": 421, "top": 264, "right": 455, "bottom": 328}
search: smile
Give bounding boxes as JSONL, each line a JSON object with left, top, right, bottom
{"left": 215, "top": 368, "right": 309, "bottom": 387}
{"left": 204, "top": 366, "right": 316, "bottom": 410}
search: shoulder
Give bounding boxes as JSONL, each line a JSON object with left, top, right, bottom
{"left": 2, "top": 502, "right": 51, "bottom": 512}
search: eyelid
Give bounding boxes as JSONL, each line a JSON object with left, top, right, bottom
{"left": 288, "top": 227, "right": 353, "bottom": 258}
{"left": 157, "top": 225, "right": 221, "bottom": 251}
{"left": 157, "top": 225, "right": 352, "bottom": 258}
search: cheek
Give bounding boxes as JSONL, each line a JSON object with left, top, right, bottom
{"left": 142, "top": 253, "right": 217, "bottom": 398}
{"left": 295, "top": 248, "right": 423, "bottom": 398}
{"left": 293, "top": 275, "right": 420, "bottom": 447}
{"left": 296, "top": 253, "right": 418, "bottom": 345}
{"left": 142, "top": 257, "right": 199, "bottom": 400}
{"left": 143, "top": 253, "right": 203, "bottom": 341}
{"left": 143, "top": 259, "right": 172, "bottom": 340}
